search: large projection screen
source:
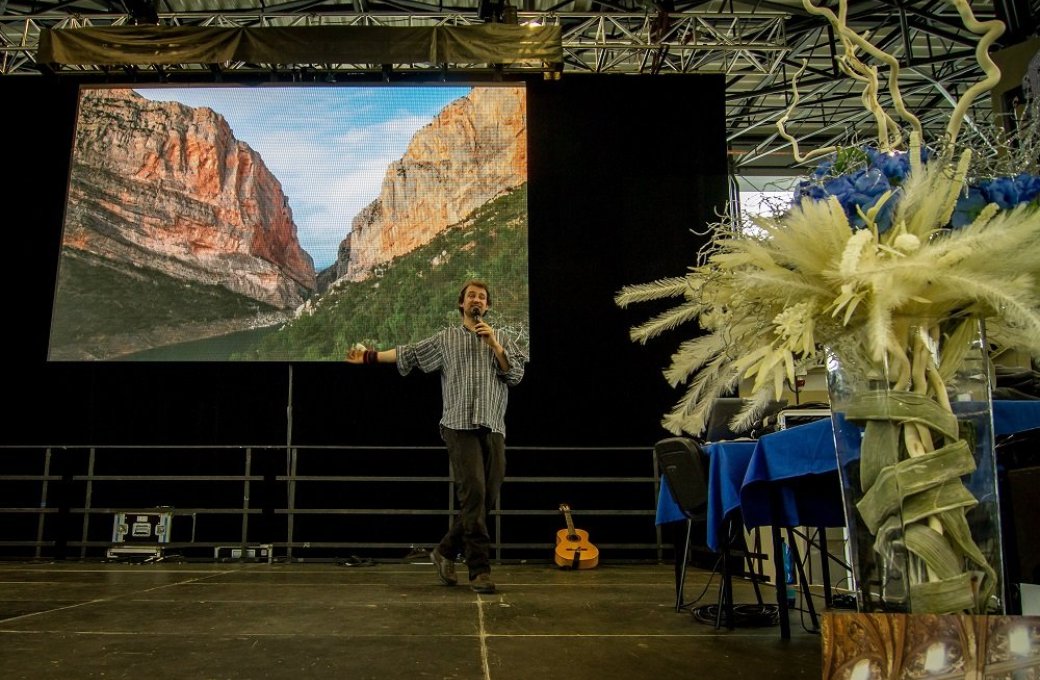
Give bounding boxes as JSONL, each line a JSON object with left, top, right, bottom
{"left": 48, "top": 83, "right": 529, "bottom": 362}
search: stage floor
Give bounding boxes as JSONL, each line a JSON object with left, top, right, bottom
{"left": 0, "top": 560, "right": 822, "bottom": 679}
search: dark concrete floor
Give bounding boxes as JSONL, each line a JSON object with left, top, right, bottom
{"left": 0, "top": 560, "right": 823, "bottom": 680}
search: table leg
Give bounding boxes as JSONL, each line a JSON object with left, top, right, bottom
{"left": 785, "top": 526, "right": 819, "bottom": 631}
{"left": 771, "top": 525, "right": 790, "bottom": 639}
{"left": 817, "top": 526, "right": 833, "bottom": 608}
{"left": 718, "top": 519, "right": 736, "bottom": 629}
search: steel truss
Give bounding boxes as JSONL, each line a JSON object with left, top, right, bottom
{"left": 0, "top": 10, "right": 790, "bottom": 76}
{"left": 0, "top": 3, "right": 1021, "bottom": 173}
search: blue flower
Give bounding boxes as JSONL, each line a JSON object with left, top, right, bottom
{"left": 951, "top": 173, "right": 1040, "bottom": 228}
{"left": 865, "top": 148, "right": 911, "bottom": 184}
{"left": 844, "top": 168, "right": 895, "bottom": 229}
{"left": 795, "top": 147, "right": 924, "bottom": 232}
{"left": 811, "top": 159, "right": 834, "bottom": 179}
{"left": 990, "top": 177, "right": 1023, "bottom": 206}
{"left": 796, "top": 145, "right": 1039, "bottom": 232}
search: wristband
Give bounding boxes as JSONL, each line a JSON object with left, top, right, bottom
{"left": 364, "top": 349, "right": 378, "bottom": 364}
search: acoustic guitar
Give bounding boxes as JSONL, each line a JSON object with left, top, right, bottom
{"left": 554, "top": 503, "right": 599, "bottom": 569}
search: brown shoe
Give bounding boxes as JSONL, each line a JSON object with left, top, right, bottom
{"left": 470, "top": 573, "right": 496, "bottom": 594}
{"left": 431, "top": 548, "right": 457, "bottom": 586}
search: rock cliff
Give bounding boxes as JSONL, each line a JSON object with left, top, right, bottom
{"left": 63, "top": 88, "right": 316, "bottom": 310}
{"left": 338, "top": 85, "right": 526, "bottom": 280}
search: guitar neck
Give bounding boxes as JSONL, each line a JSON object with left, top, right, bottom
{"left": 562, "top": 506, "right": 577, "bottom": 538}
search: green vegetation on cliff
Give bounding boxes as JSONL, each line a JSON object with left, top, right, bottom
{"left": 245, "top": 184, "right": 529, "bottom": 361}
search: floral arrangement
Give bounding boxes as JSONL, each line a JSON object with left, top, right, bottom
{"left": 616, "top": 0, "right": 1040, "bottom": 440}
{"left": 616, "top": 0, "right": 1040, "bottom": 614}
{"left": 615, "top": 135, "right": 1040, "bottom": 438}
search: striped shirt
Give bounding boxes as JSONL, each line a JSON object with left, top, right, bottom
{"left": 396, "top": 325, "right": 526, "bottom": 436}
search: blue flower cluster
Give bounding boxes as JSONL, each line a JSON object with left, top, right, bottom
{"left": 793, "top": 146, "right": 1040, "bottom": 232}
{"left": 950, "top": 174, "right": 1040, "bottom": 227}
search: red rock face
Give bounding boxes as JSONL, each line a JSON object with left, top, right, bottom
{"left": 340, "top": 86, "right": 527, "bottom": 280}
{"left": 64, "top": 88, "right": 316, "bottom": 310}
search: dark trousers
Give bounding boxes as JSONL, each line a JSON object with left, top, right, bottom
{"left": 437, "top": 426, "right": 506, "bottom": 580}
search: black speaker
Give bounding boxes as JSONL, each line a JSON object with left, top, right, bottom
{"left": 654, "top": 437, "right": 709, "bottom": 518}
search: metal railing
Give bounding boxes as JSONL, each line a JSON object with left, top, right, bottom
{"left": 0, "top": 443, "right": 668, "bottom": 563}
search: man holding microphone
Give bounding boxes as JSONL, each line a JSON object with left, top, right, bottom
{"left": 346, "top": 279, "right": 526, "bottom": 593}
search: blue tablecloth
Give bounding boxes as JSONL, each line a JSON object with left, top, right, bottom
{"left": 738, "top": 417, "right": 844, "bottom": 535}
{"left": 654, "top": 438, "right": 757, "bottom": 550}
{"left": 656, "top": 400, "right": 1040, "bottom": 551}
{"left": 993, "top": 400, "right": 1040, "bottom": 438}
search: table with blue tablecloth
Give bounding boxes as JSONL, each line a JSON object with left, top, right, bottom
{"left": 657, "top": 399, "right": 1040, "bottom": 544}
{"left": 654, "top": 399, "right": 1040, "bottom": 636}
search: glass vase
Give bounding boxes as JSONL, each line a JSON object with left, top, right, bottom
{"left": 825, "top": 317, "right": 1003, "bottom": 614}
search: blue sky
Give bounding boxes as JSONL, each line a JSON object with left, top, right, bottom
{"left": 134, "top": 84, "right": 472, "bottom": 271}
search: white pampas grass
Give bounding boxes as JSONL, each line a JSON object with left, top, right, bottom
{"left": 616, "top": 163, "right": 1040, "bottom": 437}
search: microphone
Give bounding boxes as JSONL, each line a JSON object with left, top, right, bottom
{"left": 469, "top": 305, "right": 483, "bottom": 324}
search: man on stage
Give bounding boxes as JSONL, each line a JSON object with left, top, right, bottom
{"left": 346, "top": 279, "right": 526, "bottom": 593}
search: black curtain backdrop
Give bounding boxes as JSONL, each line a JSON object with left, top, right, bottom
{"left": 0, "top": 73, "right": 727, "bottom": 449}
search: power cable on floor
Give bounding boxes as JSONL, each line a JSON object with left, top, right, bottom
{"left": 690, "top": 602, "right": 780, "bottom": 628}
{"left": 680, "top": 553, "right": 780, "bottom": 628}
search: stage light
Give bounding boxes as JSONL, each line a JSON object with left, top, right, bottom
{"left": 477, "top": 0, "right": 500, "bottom": 22}
{"left": 477, "top": 0, "right": 517, "bottom": 23}
{"left": 501, "top": 2, "right": 518, "bottom": 24}
{"left": 123, "top": 0, "right": 159, "bottom": 25}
